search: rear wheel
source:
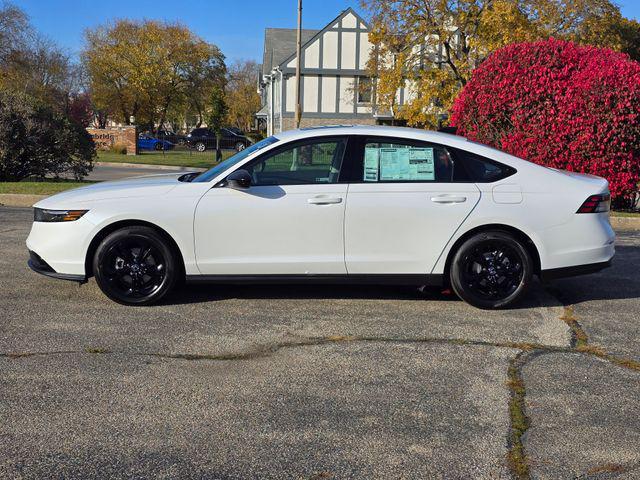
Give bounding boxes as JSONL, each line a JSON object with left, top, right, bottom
{"left": 93, "top": 226, "right": 177, "bottom": 306}
{"left": 449, "top": 231, "right": 532, "bottom": 309}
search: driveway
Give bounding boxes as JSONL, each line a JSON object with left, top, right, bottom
{"left": 1, "top": 206, "right": 639, "bottom": 479}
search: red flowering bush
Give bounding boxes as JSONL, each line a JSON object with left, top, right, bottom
{"left": 450, "top": 39, "right": 640, "bottom": 204}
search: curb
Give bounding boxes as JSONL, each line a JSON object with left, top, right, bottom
{"left": 0, "top": 194, "right": 45, "bottom": 207}
{"left": 95, "top": 162, "right": 206, "bottom": 172}
{"left": 610, "top": 216, "right": 640, "bottom": 230}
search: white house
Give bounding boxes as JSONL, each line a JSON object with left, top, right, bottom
{"left": 257, "top": 8, "right": 414, "bottom": 134}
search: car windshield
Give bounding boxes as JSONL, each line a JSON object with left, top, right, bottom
{"left": 192, "top": 136, "right": 280, "bottom": 182}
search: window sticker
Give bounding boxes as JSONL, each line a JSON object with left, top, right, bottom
{"left": 364, "top": 147, "right": 379, "bottom": 181}
{"left": 372, "top": 146, "right": 435, "bottom": 181}
{"left": 408, "top": 147, "right": 435, "bottom": 181}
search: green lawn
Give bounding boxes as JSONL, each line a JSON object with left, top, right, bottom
{"left": 0, "top": 180, "right": 94, "bottom": 195}
{"left": 98, "top": 150, "right": 234, "bottom": 169}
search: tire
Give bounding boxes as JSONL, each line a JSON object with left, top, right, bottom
{"left": 154, "top": 142, "right": 164, "bottom": 151}
{"left": 195, "top": 142, "right": 206, "bottom": 152}
{"left": 449, "top": 231, "right": 533, "bottom": 309}
{"left": 235, "top": 142, "right": 246, "bottom": 152}
{"left": 93, "top": 226, "right": 178, "bottom": 306}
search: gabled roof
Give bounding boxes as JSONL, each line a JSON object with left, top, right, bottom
{"left": 262, "top": 28, "right": 319, "bottom": 76}
{"left": 278, "top": 7, "right": 370, "bottom": 69}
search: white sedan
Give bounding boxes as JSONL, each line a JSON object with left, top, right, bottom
{"left": 26, "top": 125, "right": 615, "bottom": 309}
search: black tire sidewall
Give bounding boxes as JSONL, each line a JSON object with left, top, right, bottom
{"left": 93, "top": 226, "right": 177, "bottom": 306}
{"left": 449, "top": 231, "right": 533, "bottom": 309}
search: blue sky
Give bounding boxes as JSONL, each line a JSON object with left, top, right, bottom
{"left": 14, "top": 0, "right": 640, "bottom": 63}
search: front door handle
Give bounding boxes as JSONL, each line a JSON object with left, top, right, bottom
{"left": 308, "top": 196, "right": 343, "bottom": 205}
{"left": 431, "top": 195, "right": 467, "bottom": 204}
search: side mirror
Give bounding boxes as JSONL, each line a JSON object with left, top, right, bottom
{"left": 226, "top": 169, "right": 252, "bottom": 189}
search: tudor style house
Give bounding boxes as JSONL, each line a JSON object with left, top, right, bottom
{"left": 258, "top": 8, "right": 411, "bottom": 135}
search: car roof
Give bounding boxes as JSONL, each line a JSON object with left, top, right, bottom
{"left": 274, "top": 125, "right": 468, "bottom": 146}
{"left": 272, "top": 124, "right": 535, "bottom": 171}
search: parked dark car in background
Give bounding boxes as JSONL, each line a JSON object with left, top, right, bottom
{"left": 155, "top": 130, "right": 186, "bottom": 145}
{"left": 137, "top": 134, "right": 175, "bottom": 151}
{"left": 186, "top": 127, "right": 252, "bottom": 152}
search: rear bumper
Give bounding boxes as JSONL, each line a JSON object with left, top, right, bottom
{"left": 27, "top": 250, "right": 86, "bottom": 283}
{"left": 540, "top": 259, "right": 612, "bottom": 282}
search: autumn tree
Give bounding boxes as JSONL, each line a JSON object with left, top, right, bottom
{"left": 207, "top": 83, "right": 228, "bottom": 161}
{"left": 361, "top": 0, "right": 640, "bottom": 128}
{"left": 83, "top": 20, "right": 225, "bottom": 130}
{"left": 226, "top": 60, "right": 261, "bottom": 132}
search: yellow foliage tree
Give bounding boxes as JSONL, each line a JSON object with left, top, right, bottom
{"left": 225, "top": 60, "right": 262, "bottom": 132}
{"left": 83, "top": 20, "right": 225, "bottom": 129}
{"left": 362, "top": 0, "right": 639, "bottom": 128}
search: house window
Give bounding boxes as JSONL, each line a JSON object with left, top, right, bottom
{"left": 357, "top": 77, "right": 372, "bottom": 104}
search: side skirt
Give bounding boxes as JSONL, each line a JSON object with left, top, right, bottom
{"left": 185, "top": 274, "right": 444, "bottom": 287}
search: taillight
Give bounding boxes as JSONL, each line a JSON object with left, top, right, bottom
{"left": 576, "top": 194, "right": 610, "bottom": 213}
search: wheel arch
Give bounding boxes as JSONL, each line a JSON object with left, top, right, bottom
{"left": 84, "top": 219, "right": 186, "bottom": 279}
{"left": 442, "top": 224, "right": 542, "bottom": 284}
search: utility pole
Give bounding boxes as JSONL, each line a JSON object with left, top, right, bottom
{"left": 294, "top": 0, "right": 302, "bottom": 129}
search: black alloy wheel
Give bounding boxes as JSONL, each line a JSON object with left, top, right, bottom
{"left": 450, "top": 231, "right": 532, "bottom": 309}
{"left": 93, "top": 226, "right": 178, "bottom": 305}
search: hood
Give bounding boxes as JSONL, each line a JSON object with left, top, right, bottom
{"left": 34, "top": 173, "right": 188, "bottom": 208}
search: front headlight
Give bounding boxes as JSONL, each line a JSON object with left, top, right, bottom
{"left": 34, "top": 208, "right": 88, "bottom": 222}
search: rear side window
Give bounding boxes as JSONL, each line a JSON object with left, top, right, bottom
{"left": 453, "top": 149, "right": 516, "bottom": 183}
{"left": 361, "top": 138, "right": 466, "bottom": 183}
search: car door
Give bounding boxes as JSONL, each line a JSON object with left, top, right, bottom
{"left": 193, "top": 136, "right": 349, "bottom": 275}
{"left": 344, "top": 136, "right": 481, "bottom": 274}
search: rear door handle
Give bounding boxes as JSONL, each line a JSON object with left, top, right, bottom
{"left": 308, "top": 196, "right": 343, "bottom": 205}
{"left": 431, "top": 195, "right": 467, "bottom": 204}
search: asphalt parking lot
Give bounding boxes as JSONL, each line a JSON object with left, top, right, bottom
{"left": 1, "top": 206, "right": 639, "bottom": 479}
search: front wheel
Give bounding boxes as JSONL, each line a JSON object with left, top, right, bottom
{"left": 194, "top": 141, "right": 206, "bottom": 152}
{"left": 449, "top": 231, "right": 533, "bottom": 309}
{"left": 235, "top": 142, "right": 246, "bottom": 152}
{"left": 93, "top": 226, "right": 178, "bottom": 306}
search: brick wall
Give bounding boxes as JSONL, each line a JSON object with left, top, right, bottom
{"left": 86, "top": 126, "right": 138, "bottom": 155}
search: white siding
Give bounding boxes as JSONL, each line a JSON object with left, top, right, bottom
{"left": 303, "top": 75, "right": 318, "bottom": 112}
{"left": 338, "top": 76, "right": 354, "bottom": 113}
{"left": 305, "top": 39, "right": 320, "bottom": 68}
{"left": 341, "top": 32, "right": 356, "bottom": 69}
{"left": 359, "top": 32, "right": 372, "bottom": 69}
{"left": 321, "top": 76, "right": 337, "bottom": 113}
{"left": 323, "top": 31, "right": 338, "bottom": 69}
{"left": 287, "top": 57, "right": 296, "bottom": 68}
{"left": 342, "top": 12, "right": 357, "bottom": 28}
{"left": 285, "top": 76, "right": 296, "bottom": 112}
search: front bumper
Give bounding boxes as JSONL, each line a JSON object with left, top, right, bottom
{"left": 27, "top": 250, "right": 86, "bottom": 283}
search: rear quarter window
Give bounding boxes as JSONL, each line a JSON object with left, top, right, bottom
{"left": 453, "top": 149, "right": 517, "bottom": 183}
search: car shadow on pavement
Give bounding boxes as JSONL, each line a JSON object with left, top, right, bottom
{"left": 543, "top": 244, "right": 639, "bottom": 305}
{"left": 161, "top": 281, "right": 546, "bottom": 310}
{"left": 160, "top": 244, "right": 640, "bottom": 308}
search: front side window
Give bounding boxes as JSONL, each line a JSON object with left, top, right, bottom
{"left": 245, "top": 138, "right": 347, "bottom": 186}
{"left": 193, "top": 136, "right": 280, "bottom": 182}
{"left": 362, "top": 139, "right": 459, "bottom": 183}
